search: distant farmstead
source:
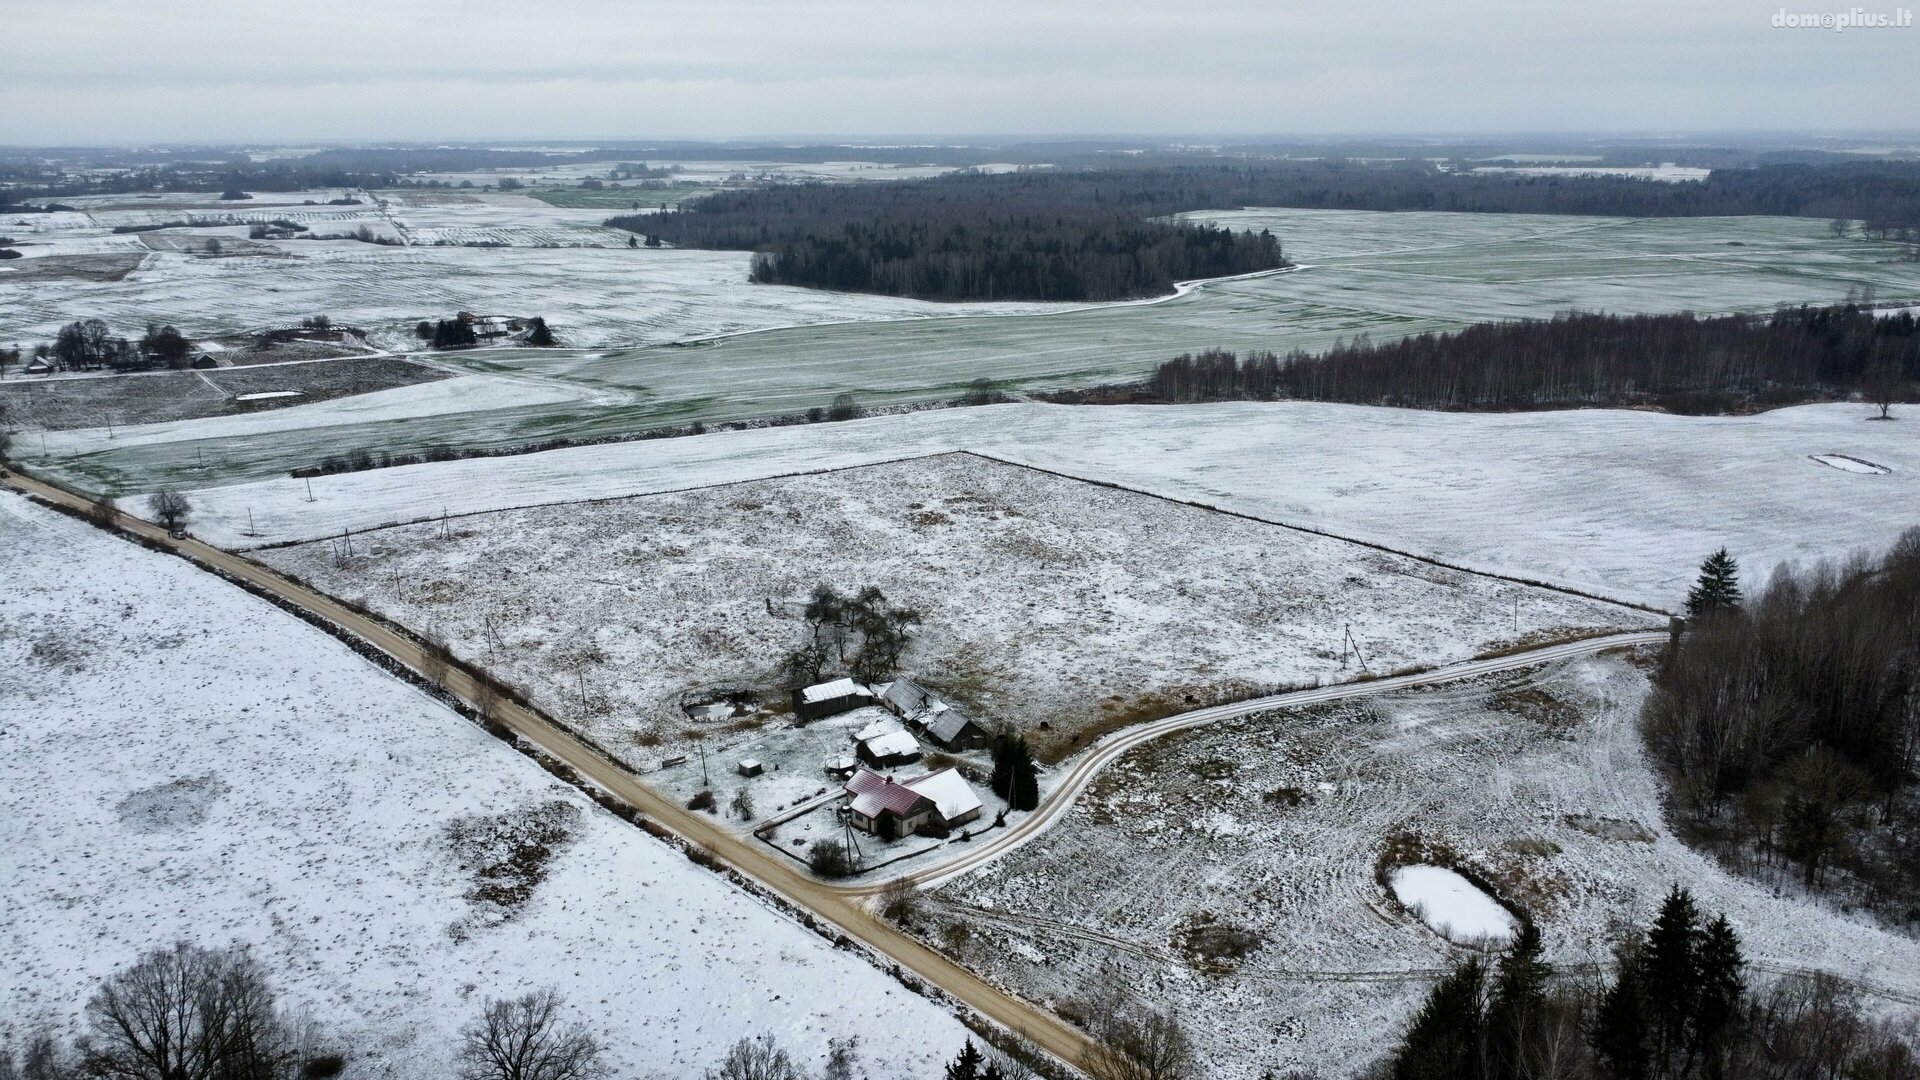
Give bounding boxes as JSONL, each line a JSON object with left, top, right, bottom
{"left": 792, "top": 678, "right": 874, "bottom": 722}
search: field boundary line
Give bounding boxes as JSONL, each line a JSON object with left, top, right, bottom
{"left": 957, "top": 449, "right": 1672, "bottom": 617}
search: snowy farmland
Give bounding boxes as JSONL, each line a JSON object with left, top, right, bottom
{"left": 13, "top": 206, "right": 1920, "bottom": 495}
{"left": 178, "top": 400, "right": 1920, "bottom": 611}
{"left": 0, "top": 357, "right": 450, "bottom": 430}
{"left": 928, "top": 654, "right": 1920, "bottom": 1077}
{"left": 254, "top": 453, "right": 1656, "bottom": 777}
{"left": 0, "top": 491, "right": 974, "bottom": 1078}
{"left": 0, "top": 187, "right": 1067, "bottom": 354}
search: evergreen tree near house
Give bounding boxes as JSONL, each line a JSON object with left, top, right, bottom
{"left": 1684, "top": 549, "right": 1742, "bottom": 619}
{"left": 990, "top": 735, "right": 1040, "bottom": 812}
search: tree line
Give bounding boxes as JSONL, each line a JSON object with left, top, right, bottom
{"left": 1644, "top": 534, "right": 1920, "bottom": 917}
{"left": 609, "top": 168, "right": 1287, "bottom": 302}
{"left": 1379, "top": 885, "right": 1919, "bottom": 1080}
{"left": 11, "top": 318, "right": 198, "bottom": 373}
{"left": 1083, "top": 305, "right": 1918, "bottom": 415}
{"left": 1057, "top": 158, "right": 1920, "bottom": 238}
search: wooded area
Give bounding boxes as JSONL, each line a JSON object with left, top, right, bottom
{"left": 1070, "top": 305, "right": 1919, "bottom": 414}
{"left": 1645, "top": 533, "right": 1920, "bottom": 917}
{"left": 612, "top": 168, "right": 1288, "bottom": 301}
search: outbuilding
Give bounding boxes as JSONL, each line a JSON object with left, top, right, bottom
{"left": 792, "top": 677, "right": 875, "bottom": 722}
{"left": 856, "top": 729, "right": 922, "bottom": 768}
{"left": 879, "top": 677, "right": 989, "bottom": 752}
{"left": 736, "top": 759, "right": 764, "bottom": 778}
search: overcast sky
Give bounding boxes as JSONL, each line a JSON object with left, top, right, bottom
{"left": 7, "top": 0, "right": 1917, "bottom": 144}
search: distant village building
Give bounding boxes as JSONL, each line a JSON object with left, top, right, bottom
{"left": 878, "top": 677, "right": 989, "bottom": 752}
{"left": 842, "top": 766, "right": 982, "bottom": 838}
{"left": 190, "top": 352, "right": 220, "bottom": 369}
{"left": 792, "top": 678, "right": 874, "bottom": 722}
{"left": 23, "top": 357, "right": 54, "bottom": 376}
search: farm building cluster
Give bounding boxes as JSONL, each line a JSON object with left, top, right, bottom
{"left": 788, "top": 676, "right": 994, "bottom": 842}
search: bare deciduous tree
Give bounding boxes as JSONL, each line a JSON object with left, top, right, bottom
{"left": 1080, "top": 1003, "right": 1196, "bottom": 1080}
{"left": 79, "top": 942, "right": 299, "bottom": 1080}
{"left": 705, "top": 1035, "right": 807, "bottom": 1080}
{"left": 148, "top": 489, "right": 191, "bottom": 532}
{"left": 457, "top": 989, "right": 607, "bottom": 1080}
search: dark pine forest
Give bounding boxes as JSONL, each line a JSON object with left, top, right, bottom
{"left": 1104, "top": 305, "right": 1920, "bottom": 414}
{"left": 612, "top": 168, "right": 1289, "bottom": 302}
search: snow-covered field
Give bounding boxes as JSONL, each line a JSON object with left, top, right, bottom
{"left": 0, "top": 491, "right": 972, "bottom": 1078}
{"left": 0, "top": 357, "right": 449, "bottom": 431}
{"left": 930, "top": 655, "right": 1920, "bottom": 1077}
{"left": 254, "top": 453, "right": 1654, "bottom": 779}
{"left": 14, "top": 206, "right": 1920, "bottom": 495}
{"left": 39, "top": 370, "right": 614, "bottom": 452}
{"left": 177, "top": 401, "right": 1919, "bottom": 611}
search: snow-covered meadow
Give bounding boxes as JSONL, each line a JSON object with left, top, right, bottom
{"left": 0, "top": 492, "right": 973, "bottom": 1078}
{"left": 254, "top": 453, "right": 1654, "bottom": 776}
{"left": 931, "top": 654, "right": 1920, "bottom": 1077}
{"left": 181, "top": 400, "right": 1919, "bottom": 611}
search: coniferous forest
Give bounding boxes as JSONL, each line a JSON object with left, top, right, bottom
{"left": 614, "top": 168, "right": 1289, "bottom": 302}
{"left": 1069, "top": 305, "right": 1918, "bottom": 414}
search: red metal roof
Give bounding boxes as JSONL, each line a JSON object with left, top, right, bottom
{"left": 845, "top": 768, "right": 933, "bottom": 818}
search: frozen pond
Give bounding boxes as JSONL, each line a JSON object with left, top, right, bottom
{"left": 1389, "top": 864, "right": 1518, "bottom": 945}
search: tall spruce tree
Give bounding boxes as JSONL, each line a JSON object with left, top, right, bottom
{"left": 1005, "top": 737, "right": 1040, "bottom": 812}
{"left": 1593, "top": 936, "right": 1651, "bottom": 1080}
{"left": 1645, "top": 885, "right": 1702, "bottom": 1068}
{"left": 1691, "top": 915, "right": 1745, "bottom": 1080}
{"left": 1485, "top": 923, "right": 1551, "bottom": 1080}
{"left": 1390, "top": 957, "right": 1486, "bottom": 1080}
{"left": 1684, "top": 549, "right": 1742, "bottom": 620}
